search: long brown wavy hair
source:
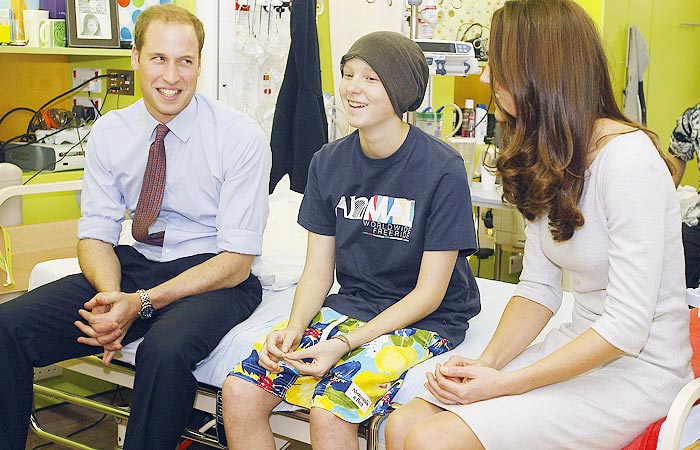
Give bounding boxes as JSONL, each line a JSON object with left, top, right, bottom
{"left": 489, "top": 0, "right": 670, "bottom": 241}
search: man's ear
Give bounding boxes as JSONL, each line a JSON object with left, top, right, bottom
{"left": 131, "top": 47, "right": 140, "bottom": 71}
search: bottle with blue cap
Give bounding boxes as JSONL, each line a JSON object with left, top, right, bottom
{"left": 461, "top": 99, "right": 475, "bottom": 138}
{"left": 475, "top": 103, "right": 488, "bottom": 144}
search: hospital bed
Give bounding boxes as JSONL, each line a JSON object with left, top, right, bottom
{"left": 10, "top": 179, "right": 699, "bottom": 450}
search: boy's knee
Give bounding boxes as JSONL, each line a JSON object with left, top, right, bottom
{"left": 221, "top": 376, "right": 262, "bottom": 417}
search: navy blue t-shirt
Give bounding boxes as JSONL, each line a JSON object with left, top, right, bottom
{"left": 298, "top": 126, "right": 481, "bottom": 345}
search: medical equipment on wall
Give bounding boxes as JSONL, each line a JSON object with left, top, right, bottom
{"left": 402, "top": 0, "right": 439, "bottom": 39}
{"left": 413, "top": 37, "right": 481, "bottom": 124}
{"left": 216, "top": 1, "right": 292, "bottom": 138}
{"left": 456, "top": 22, "right": 488, "bottom": 61}
{"left": 415, "top": 103, "right": 462, "bottom": 138}
{"left": 414, "top": 38, "right": 481, "bottom": 76}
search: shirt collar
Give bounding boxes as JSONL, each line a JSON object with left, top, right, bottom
{"left": 140, "top": 94, "right": 198, "bottom": 143}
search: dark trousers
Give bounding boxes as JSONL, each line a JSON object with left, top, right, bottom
{"left": 0, "top": 245, "right": 261, "bottom": 450}
{"left": 683, "top": 223, "right": 700, "bottom": 288}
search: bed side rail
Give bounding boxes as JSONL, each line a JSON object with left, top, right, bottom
{"left": 33, "top": 355, "right": 387, "bottom": 450}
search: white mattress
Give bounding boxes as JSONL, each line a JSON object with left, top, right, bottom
{"left": 28, "top": 256, "right": 562, "bottom": 411}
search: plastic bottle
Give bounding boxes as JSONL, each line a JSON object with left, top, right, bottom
{"left": 461, "top": 99, "right": 475, "bottom": 138}
{"left": 475, "top": 103, "right": 488, "bottom": 144}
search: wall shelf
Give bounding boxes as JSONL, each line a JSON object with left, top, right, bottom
{"left": 0, "top": 46, "right": 131, "bottom": 57}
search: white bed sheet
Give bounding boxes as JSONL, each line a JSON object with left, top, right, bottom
{"left": 28, "top": 254, "right": 563, "bottom": 416}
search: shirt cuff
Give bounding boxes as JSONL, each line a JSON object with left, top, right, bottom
{"left": 217, "top": 229, "right": 264, "bottom": 255}
{"left": 513, "top": 281, "right": 562, "bottom": 315}
{"left": 77, "top": 217, "right": 123, "bottom": 246}
{"left": 591, "top": 315, "right": 646, "bottom": 356}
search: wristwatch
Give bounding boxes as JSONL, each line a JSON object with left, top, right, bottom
{"left": 136, "top": 289, "right": 154, "bottom": 320}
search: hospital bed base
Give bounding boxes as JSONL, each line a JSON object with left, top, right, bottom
{"left": 31, "top": 355, "right": 385, "bottom": 450}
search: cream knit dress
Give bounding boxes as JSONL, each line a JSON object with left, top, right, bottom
{"left": 420, "top": 131, "right": 693, "bottom": 450}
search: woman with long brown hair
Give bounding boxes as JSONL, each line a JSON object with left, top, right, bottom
{"left": 385, "top": 1, "right": 693, "bottom": 448}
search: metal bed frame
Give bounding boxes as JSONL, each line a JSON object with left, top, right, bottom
{"left": 31, "top": 355, "right": 386, "bottom": 450}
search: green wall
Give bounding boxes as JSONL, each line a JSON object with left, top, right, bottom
{"left": 592, "top": 0, "right": 700, "bottom": 187}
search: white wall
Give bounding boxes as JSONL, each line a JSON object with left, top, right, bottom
{"left": 327, "top": 0, "right": 404, "bottom": 102}
{"left": 195, "top": 1, "right": 219, "bottom": 99}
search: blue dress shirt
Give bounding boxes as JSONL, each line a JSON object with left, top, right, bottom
{"left": 78, "top": 94, "right": 271, "bottom": 262}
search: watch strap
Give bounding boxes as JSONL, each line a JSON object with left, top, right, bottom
{"left": 137, "top": 288, "right": 153, "bottom": 319}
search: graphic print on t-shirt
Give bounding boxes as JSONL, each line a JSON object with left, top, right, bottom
{"left": 336, "top": 194, "right": 415, "bottom": 242}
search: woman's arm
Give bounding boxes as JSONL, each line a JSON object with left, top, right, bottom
{"left": 428, "top": 327, "right": 622, "bottom": 405}
{"left": 668, "top": 154, "right": 686, "bottom": 187}
{"left": 507, "top": 328, "right": 622, "bottom": 393}
{"left": 477, "top": 295, "right": 554, "bottom": 369}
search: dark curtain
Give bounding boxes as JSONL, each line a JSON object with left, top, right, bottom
{"left": 269, "top": 0, "right": 329, "bottom": 194}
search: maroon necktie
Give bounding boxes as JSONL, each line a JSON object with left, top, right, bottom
{"left": 132, "top": 123, "right": 169, "bottom": 246}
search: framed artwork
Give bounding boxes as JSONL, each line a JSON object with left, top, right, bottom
{"left": 65, "top": 0, "right": 119, "bottom": 48}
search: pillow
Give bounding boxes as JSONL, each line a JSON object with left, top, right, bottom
{"left": 119, "top": 177, "right": 307, "bottom": 291}
{"left": 251, "top": 176, "right": 307, "bottom": 290}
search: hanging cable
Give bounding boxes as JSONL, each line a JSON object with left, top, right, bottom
{"left": 27, "top": 73, "right": 125, "bottom": 133}
{"left": 0, "top": 107, "right": 37, "bottom": 127}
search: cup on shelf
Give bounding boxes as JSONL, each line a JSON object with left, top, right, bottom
{"left": 22, "top": 9, "right": 49, "bottom": 47}
{"left": 39, "top": 18, "right": 65, "bottom": 47}
{"left": 12, "top": 18, "right": 25, "bottom": 42}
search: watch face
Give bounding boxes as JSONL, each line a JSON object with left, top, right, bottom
{"left": 140, "top": 305, "right": 155, "bottom": 320}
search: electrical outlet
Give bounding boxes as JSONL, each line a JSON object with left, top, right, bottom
{"left": 508, "top": 253, "right": 523, "bottom": 274}
{"left": 107, "top": 69, "right": 135, "bottom": 96}
{"left": 72, "top": 68, "right": 102, "bottom": 93}
{"left": 73, "top": 97, "right": 100, "bottom": 122}
{"left": 34, "top": 365, "right": 63, "bottom": 381}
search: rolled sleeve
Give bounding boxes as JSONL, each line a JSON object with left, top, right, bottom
{"left": 514, "top": 219, "right": 563, "bottom": 314}
{"left": 77, "top": 217, "right": 123, "bottom": 245}
{"left": 216, "top": 122, "right": 271, "bottom": 255}
{"left": 77, "top": 119, "right": 126, "bottom": 245}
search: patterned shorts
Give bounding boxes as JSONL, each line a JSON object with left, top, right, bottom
{"left": 228, "top": 307, "right": 453, "bottom": 423}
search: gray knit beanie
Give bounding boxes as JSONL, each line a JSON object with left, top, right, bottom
{"left": 340, "top": 31, "right": 429, "bottom": 117}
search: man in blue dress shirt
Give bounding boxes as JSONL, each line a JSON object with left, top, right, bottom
{"left": 0, "top": 5, "right": 270, "bottom": 449}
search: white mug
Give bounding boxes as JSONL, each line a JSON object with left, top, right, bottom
{"left": 22, "top": 9, "right": 49, "bottom": 47}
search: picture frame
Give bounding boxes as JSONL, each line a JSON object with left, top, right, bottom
{"left": 65, "top": 0, "right": 119, "bottom": 48}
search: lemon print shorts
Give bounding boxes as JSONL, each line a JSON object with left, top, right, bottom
{"left": 227, "top": 306, "right": 453, "bottom": 423}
